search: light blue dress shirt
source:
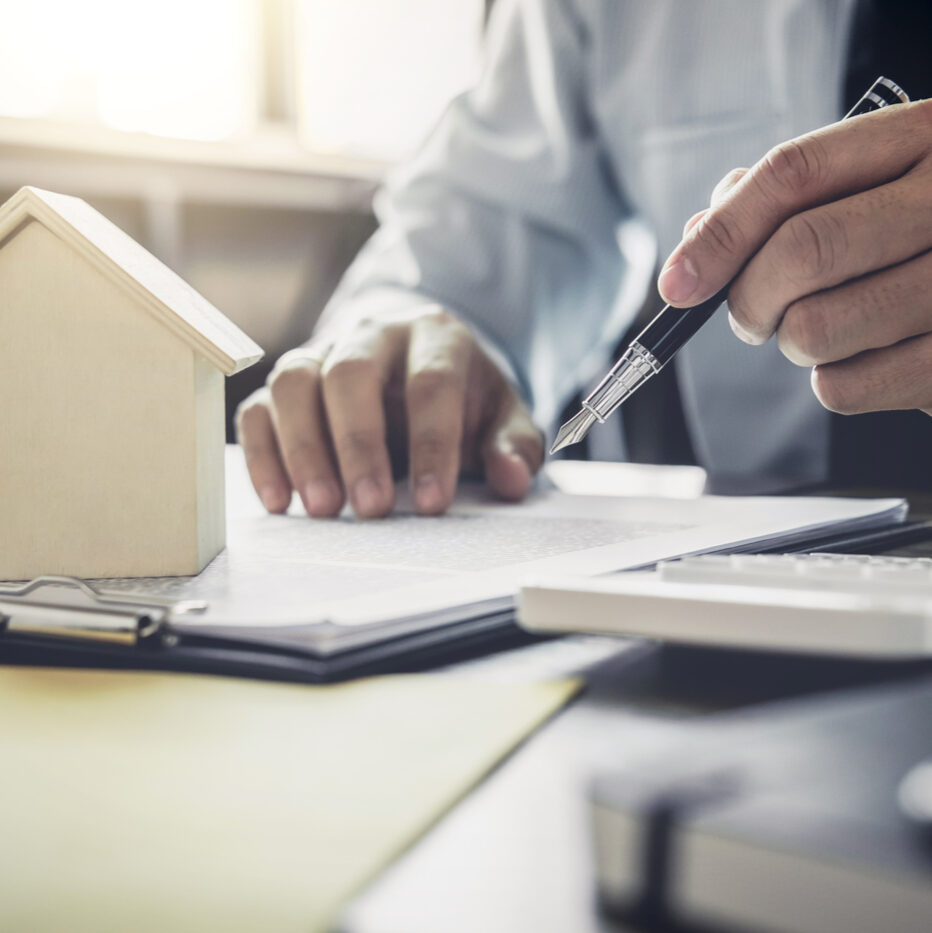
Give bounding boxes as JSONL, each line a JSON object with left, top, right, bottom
{"left": 325, "top": 0, "right": 857, "bottom": 488}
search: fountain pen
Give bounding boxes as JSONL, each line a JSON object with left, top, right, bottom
{"left": 550, "top": 75, "right": 909, "bottom": 455}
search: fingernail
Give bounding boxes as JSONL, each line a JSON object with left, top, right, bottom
{"left": 303, "top": 480, "right": 339, "bottom": 516}
{"left": 415, "top": 474, "right": 444, "bottom": 513}
{"left": 658, "top": 254, "right": 699, "bottom": 304}
{"left": 728, "top": 313, "right": 756, "bottom": 345}
{"left": 352, "top": 477, "right": 382, "bottom": 516}
{"left": 495, "top": 439, "right": 530, "bottom": 470}
{"left": 259, "top": 485, "right": 287, "bottom": 512}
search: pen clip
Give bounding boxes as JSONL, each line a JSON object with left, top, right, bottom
{"left": 844, "top": 75, "right": 910, "bottom": 119}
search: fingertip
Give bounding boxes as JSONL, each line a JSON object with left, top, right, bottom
{"left": 728, "top": 311, "right": 762, "bottom": 345}
{"left": 302, "top": 480, "right": 344, "bottom": 518}
{"left": 259, "top": 483, "right": 292, "bottom": 514}
{"left": 414, "top": 473, "right": 452, "bottom": 516}
{"left": 350, "top": 476, "right": 394, "bottom": 519}
{"left": 658, "top": 253, "right": 700, "bottom": 305}
{"left": 485, "top": 446, "right": 533, "bottom": 501}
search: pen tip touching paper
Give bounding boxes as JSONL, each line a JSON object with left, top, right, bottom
{"left": 550, "top": 408, "right": 598, "bottom": 455}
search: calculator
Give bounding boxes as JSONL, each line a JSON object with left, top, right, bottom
{"left": 518, "top": 554, "right": 932, "bottom": 657}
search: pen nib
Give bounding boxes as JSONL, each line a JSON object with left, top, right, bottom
{"left": 549, "top": 408, "right": 598, "bottom": 455}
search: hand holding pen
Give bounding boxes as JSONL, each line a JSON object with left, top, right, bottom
{"left": 553, "top": 77, "right": 932, "bottom": 452}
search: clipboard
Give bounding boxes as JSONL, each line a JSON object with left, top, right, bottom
{"left": 3, "top": 516, "right": 931, "bottom": 683}
{"left": 0, "top": 576, "right": 532, "bottom": 683}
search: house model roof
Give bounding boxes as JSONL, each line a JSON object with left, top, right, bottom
{"left": 0, "top": 186, "right": 263, "bottom": 375}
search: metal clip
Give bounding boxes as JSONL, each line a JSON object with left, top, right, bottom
{"left": 0, "top": 576, "right": 208, "bottom": 647}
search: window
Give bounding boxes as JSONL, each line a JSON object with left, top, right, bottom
{"left": 0, "top": 0, "right": 258, "bottom": 141}
{"left": 0, "top": 0, "right": 484, "bottom": 161}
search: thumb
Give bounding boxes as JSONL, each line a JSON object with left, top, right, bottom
{"left": 481, "top": 391, "right": 543, "bottom": 501}
{"left": 658, "top": 166, "right": 753, "bottom": 306}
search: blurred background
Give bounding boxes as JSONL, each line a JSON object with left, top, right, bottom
{"left": 0, "top": 0, "right": 488, "bottom": 433}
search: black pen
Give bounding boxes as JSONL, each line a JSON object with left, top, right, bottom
{"left": 550, "top": 75, "right": 909, "bottom": 455}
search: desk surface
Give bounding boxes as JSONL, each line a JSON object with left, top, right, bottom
{"left": 343, "top": 527, "right": 932, "bottom": 933}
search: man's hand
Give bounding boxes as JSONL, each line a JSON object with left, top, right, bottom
{"left": 235, "top": 299, "right": 543, "bottom": 518}
{"left": 657, "top": 100, "right": 932, "bottom": 416}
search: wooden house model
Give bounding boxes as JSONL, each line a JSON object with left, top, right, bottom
{"left": 0, "top": 186, "right": 263, "bottom": 580}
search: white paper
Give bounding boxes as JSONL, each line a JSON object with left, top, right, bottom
{"left": 98, "top": 450, "right": 906, "bottom": 653}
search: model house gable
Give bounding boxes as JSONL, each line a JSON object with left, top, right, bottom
{"left": 0, "top": 186, "right": 263, "bottom": 375}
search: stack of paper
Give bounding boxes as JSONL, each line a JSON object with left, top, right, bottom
{"left": 95, "top": 450, "right": 906, "bottom": 657}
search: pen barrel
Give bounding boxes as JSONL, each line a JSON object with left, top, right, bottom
{"left": 635, "top": 286, "right": 730, "bottom": 367}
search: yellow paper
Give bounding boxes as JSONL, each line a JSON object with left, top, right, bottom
{"left": 0, "top": 667, "right": 577, "bottom": 933}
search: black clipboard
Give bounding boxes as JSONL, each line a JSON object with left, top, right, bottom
{"left": 0, "top": 576, "right": 535, "bottom": 683}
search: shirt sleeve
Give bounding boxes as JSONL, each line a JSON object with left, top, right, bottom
{"left": 318, "top": 0, "right": 655, "bottom": 429}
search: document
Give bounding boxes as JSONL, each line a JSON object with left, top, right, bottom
{"left": 97, "top": 449, "right": 907, "bottom": 656}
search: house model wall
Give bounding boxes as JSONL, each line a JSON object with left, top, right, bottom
{"left": 0, "top": 187, "right": 263, "bottom": 580}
